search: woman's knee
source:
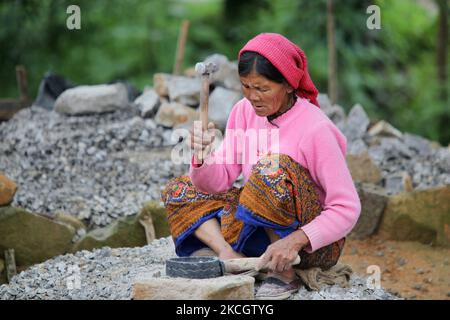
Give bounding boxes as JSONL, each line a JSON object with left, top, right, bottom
{"left": 160, "top": 175, "right": 191, "bottom": 205}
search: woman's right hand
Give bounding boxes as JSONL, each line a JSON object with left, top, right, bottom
{"left": 189, "top": 121, "right": 216, "bottom": 163}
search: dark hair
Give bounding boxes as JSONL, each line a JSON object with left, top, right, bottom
{"left": 238, "top": 51, "right": 287, "bottom": 84}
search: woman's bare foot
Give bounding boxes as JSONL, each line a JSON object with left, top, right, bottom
{"left": 267, "top": 267, "right": 298, "bottom": 283}
{"left": 218, "top": 247, "right": 245, "bottom": 260}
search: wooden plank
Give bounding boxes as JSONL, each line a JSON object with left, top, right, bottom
{"left": 0, "top": 99, "right": 22, "bottom": 121}
{"left": 16, "top": 65, "right": 31, "bottom": 106}
{"left": 4, "top": 249, "right": 17, "bottom": 283}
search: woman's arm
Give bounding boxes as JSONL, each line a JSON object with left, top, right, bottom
{"left": 298, "top": 121, "right": 361, "bottom": 252}
{"left": 189, "top": 100, "right": 245, "bottom": 194}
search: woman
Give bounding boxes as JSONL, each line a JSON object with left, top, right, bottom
{"left": 161, "top": 33, "right": 361, "bottom": 299}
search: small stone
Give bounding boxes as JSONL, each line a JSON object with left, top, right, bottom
{"left": 412, "top": 284, "right": 423, "bottom": 291}
{"left": 415, "top": 268, "right": 425, "bottom": 275}
{"left": 397, "top": 258, "right": 407, "bottom": 266}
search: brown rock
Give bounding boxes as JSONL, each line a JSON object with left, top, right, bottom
{"left": 133, "top": 275, "right": 255, "bottom": 300}
{"left": 348, "top": 183, "right": 388, "bottom": 239}
{"left": 154, "top": 102, "right": 198, "bottom": 128}
{"left": 378, "top": 186, "right": 450, "bottom": 246}
{"left": 0, "top": 207, "right": 76, "bottom": 266}
{"left": 346, "top": 151, "right": 383, "bottom": 184}
{"left": 0, "top": 173, "right": 18, "bottom": 206}
{"left": 71, "top": 201, "right": 170, "bottom": 252}
{"left": 153, "top": 73, "right": 173, "bottom": 97}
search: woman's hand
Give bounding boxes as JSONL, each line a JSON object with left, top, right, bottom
{"left": 189, "top": 121, "right": 216, "bottom": 163}
{"left": 258, "top": 229, "right": 310, "bottom": 273}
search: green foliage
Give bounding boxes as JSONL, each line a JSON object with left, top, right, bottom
{"left": 0, "top": 0, "right": 448, "bottom": 144}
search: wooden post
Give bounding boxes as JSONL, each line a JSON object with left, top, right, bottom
{"left": 173, "top": 20, "right": 190, "bottom": 75}
{"left": 327, "top": 0, "right": 337, "bottom": 105}
{"left": 16, "top": 65, "right": 31, "bottom": 107}
{"left": 4, "top": 249, "right": 17, "bottom": 283}
{"left": 139, "top": 215, "right": 156, "bottom": 245}
{"left": 436, "top": 0, "right": 448, "bottom": 102}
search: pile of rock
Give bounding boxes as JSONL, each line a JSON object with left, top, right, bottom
{"left": 0, "top": 53, "right": 242, "bottom": 230}
{"left": 318, "top": 95, "right": 450, "bottom": 245}
{"left": 0, "top": 102, "right": 186, "bottom": 228}
{"left": 137, "top": 53, "right": 242, "bottom": 130}
{"left": 0, "top": 236, "right": 399, "bottom": 300}
{"left": 318, "top": 94, "right": 450, "bottom": 194}
{"left": 1, "top": 52, "right": 449, "bottom": 297}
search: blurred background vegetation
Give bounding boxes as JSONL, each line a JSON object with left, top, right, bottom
{"left": 1, "top": 0, "right": 449, "bottom": 144}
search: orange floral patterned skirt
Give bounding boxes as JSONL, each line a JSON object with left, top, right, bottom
{"left": 161, "top": 154, "right": 345, "bottom": 270}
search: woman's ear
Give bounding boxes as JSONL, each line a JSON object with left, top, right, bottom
{"left": 285, "top": 84, "right": 294, "bottom": 94}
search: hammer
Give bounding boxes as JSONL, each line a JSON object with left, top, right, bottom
{"left": 194, "top": 61, "right": 218, "bottom": 163}
{"left": 165, "top": 255, "right": 302, "bottom": 279}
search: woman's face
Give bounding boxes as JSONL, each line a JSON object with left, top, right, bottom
{"left": 240, "top": 72, "right": 293, "bottom": 117}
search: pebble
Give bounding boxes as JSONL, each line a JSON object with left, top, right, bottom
{"left": 397, "top": 258, "right": 407, "bottom": 266}
{"left": 376, "top": 251, "right": 385, "bottom": 257}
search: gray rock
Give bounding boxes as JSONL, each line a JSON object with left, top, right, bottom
{"left": 402, "top": 133, "right": 433, "bottom": 157}
{"left": 134, "top": 89, "right": 160, "bottom": 118}
{"left": 347, "top": 139, "right": 369, "bottom": 156}
{"left": 204, "top": 54, "right": 241, "bottom": 91}
{"left": 208, "top": 87, "right": 242, "bottom": 130}
{"left": 349, "top": 183, "right": 388, "bottom": 239}
{"left": 167, "top": 76, "right": 201, "bottom": 106}
{"left": 54, "top": 84, "right": 129, "bottom": 115}
{"left": 343, "top": 104, "right": 370, "bottom": 142}
{"left": 317, "top": 94, "right": 346, "bottom": 128}
{"left": 34, "top": 73, "right": 75, "bottom": 110}
{"left": 384, "top": 171, "right": 413, "bottom": 194}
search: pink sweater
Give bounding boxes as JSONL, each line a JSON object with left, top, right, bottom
{"left": 189, "top": 97, "right": 361, "bottom": 252}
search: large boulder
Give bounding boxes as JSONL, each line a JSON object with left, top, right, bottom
{"left": 0, "top": 174, "right": 17, "bottom": 206}
{"left": 140, "top": 201, "right": 171, "bottom": 239}
{"left": 348, "top": 183, "right": 388, "bottom": 239}
{"left": 0, "top": 258, "right": 5, "bottom": 284}
{"left": 71, "top": 214, "right": 147, "bottom": 252}
{"left": 378, "top": 186, "right": 450, "bottom": 246}
{"left": 54, "top": 83, "right": 129, "bottom": 115}
{"left": 71, "top": 202, "right": 170, "bottom": 252}
{"left": 0, "top": 207, "right": 76, "bottom": 266}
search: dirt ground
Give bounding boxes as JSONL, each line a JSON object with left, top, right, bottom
{"left": 340, "top": 234, "right": 450, "bottom": 300}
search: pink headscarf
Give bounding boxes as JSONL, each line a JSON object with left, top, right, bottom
{"left": 239, "top": 33, "right": 320, "bottom": 108}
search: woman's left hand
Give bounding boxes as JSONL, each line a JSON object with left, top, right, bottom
{"left": 258, "top": 229, "right": 310, "bottom": 273}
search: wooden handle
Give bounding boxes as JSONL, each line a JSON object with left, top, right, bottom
{"left": 223, "top": 255, "right": 301, "bottom": 273}
{"left": 195, "top": 75, "right": 210, "bottom": 164}
{"left": 199, "top": 76, "right": 209, "bottom": 131}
